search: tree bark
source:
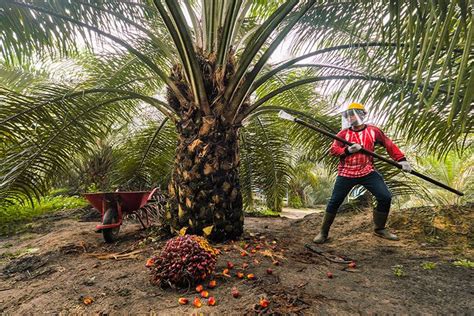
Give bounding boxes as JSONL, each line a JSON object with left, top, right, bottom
{"left": 166, "top": 110, "right": 244, "bottom": 241}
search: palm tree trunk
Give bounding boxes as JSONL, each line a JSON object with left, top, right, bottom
{"left": 166, "top": 111, "right": 244, "bottom": 241}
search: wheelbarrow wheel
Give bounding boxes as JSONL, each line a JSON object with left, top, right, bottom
{"left": 102, "top": 208, "right": 120, "bottom": 243}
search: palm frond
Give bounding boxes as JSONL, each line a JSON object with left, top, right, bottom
{"left": 239, "top": 115, "right": 293, "bottom": 211}
{"left": 0, "top": 87, "right": 139, "bottom": 202}
{"left": 113, "top": 117, "right": 177, "bottom": 191}
{"left": 0, "top": 0, "right": 164, "bottom": 62}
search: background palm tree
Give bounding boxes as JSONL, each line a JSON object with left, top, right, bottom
{"left": 0, "top": 0, "right": 472, "bottom": 240}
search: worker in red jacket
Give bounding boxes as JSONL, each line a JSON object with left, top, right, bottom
{"left": 313, "top": 102, "right": 411, "bottom": 243}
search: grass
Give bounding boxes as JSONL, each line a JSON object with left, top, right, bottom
{"left": 452, "top": 259, "right": 474, "bottom": 269}
{"left": 244, "top": 208, "right": 281, "bottom": 217}
{"left": 392, "top": 264, "right": 406, "bottom": 277}
{"left": 421, "top": 262, "right": 437, "bottom": 270}
{"left": 0, "top": 195, "right": 88, "bottom": 235}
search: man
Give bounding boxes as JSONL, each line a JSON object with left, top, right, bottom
{"left": 313, "top": 102, "right": 411, "bottom": 244}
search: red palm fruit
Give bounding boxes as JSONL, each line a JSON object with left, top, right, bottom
{"left": 247, "top": 273, "right": 255, "bottom": 280}
{"left": 255, "top": 245, "right": 262, "bottom": 250}
{"left": 231, "top": 287, "right": 240, "bottom": 298}
{"left": 242, "top": 262, "right": 249, "bottom": 269}
{"left": 250, "top": 249, "right": 257, "bottom": 254}
{"left": 236, "top": 272, "right": 244, "bottom": 279}
{"left": 208, "top": 296, "right": 216, "bottom": 306}
{"left": 327, "top": 272, "right": 333, "bottom": 278}
{"left": 193, "top": 297, "right": 202, "bottom": 308}
{"left": 195, "top": 284, "right": 204, "bottom": 292}
{"left": 241, "top": 252, "right": 247, "bottom": 257}
{"left": 178, "top": 297, "right": 189, "bottom": 305}
{"left": 223, "top": 268, "right": 230, "bottom": 275}
{"left": 227, "top": 261, "right": 234, "bottom": 269}
{"left": 348, "top": 261, "right": 356, "bottom": 268}
{"left": 208, "top": 280, "right": 217, "bottom": 288}
{"left": 200, "top": 290, "right": 209, "bottom": 298}
{"left": 145, "top": 258, "right": 155, "bottom": 268}
{"left": 259, "top": 298, "right": 270, "bottom": 308}
{"left": 266, "top": 268, "right": 273, "bottom": 275}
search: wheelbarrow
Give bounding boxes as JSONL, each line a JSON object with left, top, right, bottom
{"left": 84, "top": 188, "right": 157, "bottom": 243}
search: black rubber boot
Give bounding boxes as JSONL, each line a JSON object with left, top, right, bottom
{"left": 373, "top": 211, "right": 399, "bottom": 241}
{"left": 313, "top": 212, "right": 337, "bottom": 244}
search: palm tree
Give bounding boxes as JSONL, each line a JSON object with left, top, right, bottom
{"left": 0, "top": 1, "right": 472, "bottom": 240}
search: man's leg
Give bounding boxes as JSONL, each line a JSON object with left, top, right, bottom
{"left": 313, "top": 176, "right": 355, "bottom": 243}
{"left": 361, "top": 172, "right": 399, "bottom": 240}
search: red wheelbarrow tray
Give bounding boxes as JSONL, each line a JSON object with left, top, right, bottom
{"left": 83, "top": 188, "right": 157, "bottom": 230}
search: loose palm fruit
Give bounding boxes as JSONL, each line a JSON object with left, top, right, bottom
{"left": 259, "top": 298, "right": 270, "bottom": 308}
{"left": 193, "top": 297, "right": 202, "bottom": 308}
{"left": 231, "top": 287, "right": 239, "bottom": 298}
{"left": 208, "top": 297, "right": 216, "bottom": 306}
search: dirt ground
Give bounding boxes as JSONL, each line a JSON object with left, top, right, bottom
{"left": 0, "top": 205, "right": 473, "bottom": 314}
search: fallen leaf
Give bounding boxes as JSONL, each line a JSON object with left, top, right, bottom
{"left": 87, "top": 249, "right": 144, "bottom": 260}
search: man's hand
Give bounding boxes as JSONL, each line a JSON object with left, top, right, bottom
{"left": 399, "top": 161, "right": 412, "bottom": 172}
{"left": 347, "top": 143, "right": 362, "bottom": 153}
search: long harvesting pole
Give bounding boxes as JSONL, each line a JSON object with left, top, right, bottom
{"left": 278, "top": 111, "right": 464, "bottom": 196}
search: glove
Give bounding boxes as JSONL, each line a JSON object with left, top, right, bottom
{"left": 347, "top": 143, "right": 362, "bottom": 153}
{"left": 399, "top": 161, "right": 412, "bottom": 172}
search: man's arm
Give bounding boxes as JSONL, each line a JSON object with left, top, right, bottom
{"left": 330, "top": 130, "right": 351, "bottom": 157}
{"left": 374, "top": 127, "right": 406, "bottom": 162}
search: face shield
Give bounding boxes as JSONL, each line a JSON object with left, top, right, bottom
{"left": 341, "top": 109, "right": 367, "bottom": 129}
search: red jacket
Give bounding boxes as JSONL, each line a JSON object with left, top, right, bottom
{"left": 330, "top": 125, "right": 406, "bottom": 178}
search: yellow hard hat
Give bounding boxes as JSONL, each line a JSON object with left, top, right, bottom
{"left": 347, "top": 102, "right": 366, "bottom": 111}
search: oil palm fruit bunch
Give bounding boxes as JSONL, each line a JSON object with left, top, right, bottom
{"left": 148, "top": 235, "right": 219, "bottom": 287}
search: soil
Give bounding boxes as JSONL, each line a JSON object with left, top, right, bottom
{"left": 0, "top": 205, "right": 473, "bottom": 314}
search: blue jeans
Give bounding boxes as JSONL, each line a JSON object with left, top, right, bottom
{"left": 326, "top": 171, "right": 392, "bottom": 214}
